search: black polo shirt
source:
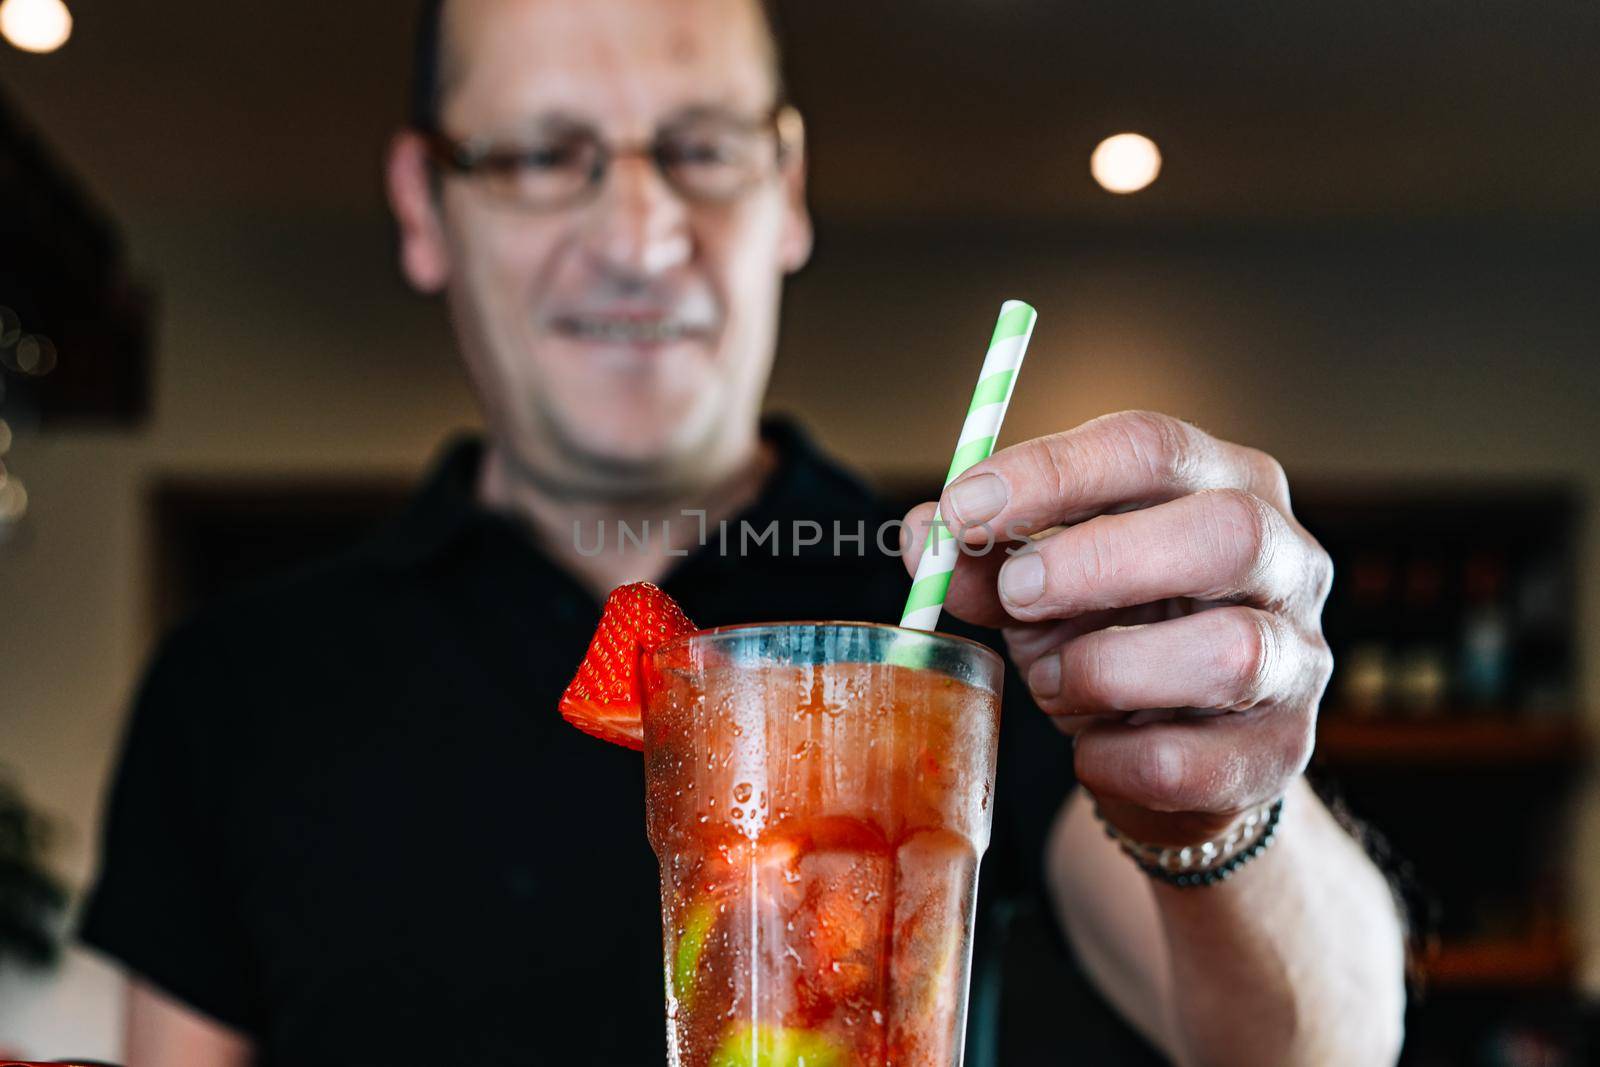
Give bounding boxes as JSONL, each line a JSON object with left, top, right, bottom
{"left": 81, "top": 421, "right": 1158, "bottom": 1066}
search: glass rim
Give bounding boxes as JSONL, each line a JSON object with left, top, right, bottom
{"left": 656, "top": 619, "right": 1003, "bottom": 667}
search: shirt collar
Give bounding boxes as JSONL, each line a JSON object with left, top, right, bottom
{"left": 371, "top": 418, "right": 879, "bottom": 572}
{"left": 369, "top": 433, "right": 487, "bottom": 570}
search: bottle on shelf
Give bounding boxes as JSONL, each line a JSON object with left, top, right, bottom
{"left": 1511, "top": 550, "right": 1573, "bottom": 715}
{"left": 1335, "top": 551, "right": 1396, "bottom": 716}
{"left": 1394, "top": 554, "right": 1449, "bottom": 717}
{"left": 1456, "top": 550, "right": 1512, "bottom": 711}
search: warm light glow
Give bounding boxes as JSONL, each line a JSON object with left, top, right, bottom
{"left": 12, "top": 335, "right": 57, "bottom": 376}
{"left": 0, "top": 474, "right": 26, "bottom": 524}
{"left": 0, "top": 0, "right": 73, "bottom": 54}
{"left": 1091, "top": 132, "right": 1162, "bottom": 194}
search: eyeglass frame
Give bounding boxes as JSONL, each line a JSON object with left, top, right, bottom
{"left": 416, "top": 103, "right": 801, "bottom": 212}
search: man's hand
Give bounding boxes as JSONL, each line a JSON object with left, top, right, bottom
{"left": 902, "top": 409, "right": 1333, "bottom": 844}
{"left": 902, "top": 411, "right": 1406, "bottom": 1067}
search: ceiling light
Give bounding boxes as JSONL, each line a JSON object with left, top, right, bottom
{"left": 0, "top": 0, "right": 73, "bottom": 55}
{"left": 1091, "top": 133, "right": 1162, "bottom": 195}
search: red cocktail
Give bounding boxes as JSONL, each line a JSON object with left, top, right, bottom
{"left": 641, "top": 623, "right": 1002, "bottom": 1067}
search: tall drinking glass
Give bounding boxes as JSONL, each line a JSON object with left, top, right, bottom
{"left": 642, "top": 623, "right": 1003, "bottom": 1067}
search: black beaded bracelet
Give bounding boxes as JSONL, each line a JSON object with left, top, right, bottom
{"left": 1099, "top": 797, "right": 1286, "bottom": 890}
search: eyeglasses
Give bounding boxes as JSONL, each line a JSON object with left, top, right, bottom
{"left": 420, "top": 105, "right": 798, "bottom": 212}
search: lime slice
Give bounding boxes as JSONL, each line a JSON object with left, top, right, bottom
{"left": 673, "top": 899, "right": 718, "bottom": 1010}
{"left": 709, "top": 1024, "right": 845, "bottom": 1067}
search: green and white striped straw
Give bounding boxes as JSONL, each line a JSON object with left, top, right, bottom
{"left": 900, "top": 300, "right": 1037, "bottom": 632}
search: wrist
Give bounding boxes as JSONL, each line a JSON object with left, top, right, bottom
{"left": 1093, "top": 794, "right": 1286, "bottom": 889}
{"left": 1092, "top": 796, "right": 1254, "bottom": 847}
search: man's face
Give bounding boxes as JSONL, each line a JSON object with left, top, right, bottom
{"left": 405, "top": 0, "right": 809, "bottom": 492}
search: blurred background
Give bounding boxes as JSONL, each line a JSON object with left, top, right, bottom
{"left": 1, "top": 0, "right": 1597, "bottom": 1062}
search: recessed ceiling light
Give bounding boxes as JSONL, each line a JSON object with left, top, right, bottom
{"left": 1091, "top": 133, "right": 1162, "bottom": 195}
{"left": 0, "top": 0, "right": 73, "bottom": 55}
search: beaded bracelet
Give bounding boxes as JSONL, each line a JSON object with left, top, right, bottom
{"left": 1094, "top": 797, "right": 1286, "bottom": 889}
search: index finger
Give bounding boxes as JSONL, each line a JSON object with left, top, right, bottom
{"left": 939, "top": 410, "right": 1294, "bottom": 541}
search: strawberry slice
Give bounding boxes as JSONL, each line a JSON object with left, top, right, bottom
{"left": 560, "top": 582, "right": 697, "bottom": 750}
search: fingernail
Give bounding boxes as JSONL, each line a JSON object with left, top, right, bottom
{"left": 1028, "top": 653, "right": 1061, "bottom": 698}
{"left": 1000, "top": 552, "right": 1046, "bottom": 607}
{"left": 947, "top": 474, "right": 1007, "bottom": 526}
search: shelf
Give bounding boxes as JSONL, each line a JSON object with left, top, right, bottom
{"left": 1315, "top": 715, "right": 1589, "bottom": 769}
{"left": 1419, "top": 933, "right": 1578, "bottom": 990}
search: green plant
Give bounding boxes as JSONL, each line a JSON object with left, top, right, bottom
{"left": 0, "top": 771, "right": 67, "bottom": 972}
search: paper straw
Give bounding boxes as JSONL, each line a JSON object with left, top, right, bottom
{"left": 899, "top": 300, "right": 1036, "bottom": 632}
